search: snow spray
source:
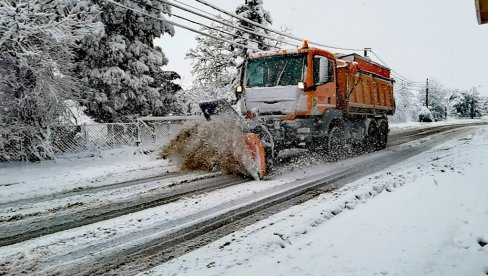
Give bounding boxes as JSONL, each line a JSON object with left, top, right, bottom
{"left": 160, "top": 117, "right": 260, "bottom": 179}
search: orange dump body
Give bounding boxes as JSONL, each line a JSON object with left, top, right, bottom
{"left": 335, "top": 54, "right": 395, "bottom": 116}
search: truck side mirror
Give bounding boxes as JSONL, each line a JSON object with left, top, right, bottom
{"left": 299, "top": 82, "right": 316, "bottom": 91}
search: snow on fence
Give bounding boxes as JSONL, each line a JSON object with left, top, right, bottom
{"left": 49, "top": 116, "right": 200, "bottom": 156}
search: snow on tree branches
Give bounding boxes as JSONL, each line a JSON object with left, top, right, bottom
{"left": 449, "top": 88, "right": 484, "bottom": 118}
{"left": 234, "top": 0, "right": 273, "bottom": 56}
{"left": 75, "top": 0, "right": 182, "bottom": 123}
{"left": 183, "top": 0, "right": 284, "bottom": 112}
{"left": 0, "top": 0, "right": 102, "bottom": 161}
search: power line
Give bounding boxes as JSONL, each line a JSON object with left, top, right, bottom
{"left": 392, "top": 76, "right": 423, "bottom": 86}
{"left": 370, "top": 50, "right": 423, "bottom": 84}
{"left": 171, "top": 13, "right": 282, "bottom": 50}
{"left": 101, "top": 0, "right": 259, "bottom": 51}
{"left": 173, "top": 0, "right": 278, "bottom": 39}
{"left": 122, "top": 0, "right": 283, "bottom": 50}
{"left": 394, "top": 79, "right": 425, "bottom": 87}
{"left": 162, "top": 0, "right": 298, "bottom": 48}
{"left": 190, "top": 0, "right": 363, "bottom": 52}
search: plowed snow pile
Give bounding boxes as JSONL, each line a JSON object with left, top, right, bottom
{"left": 160, "top": 118, "right": 259, "bottom": 179}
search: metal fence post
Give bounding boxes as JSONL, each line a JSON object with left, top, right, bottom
{"left": 136, "top": 120, "right": 141, "bottom": 147}
{"left": 83, "top": 123, "right": 88, "bottom": 149}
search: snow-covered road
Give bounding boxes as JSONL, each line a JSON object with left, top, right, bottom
{"left": 143, "top": 127, "right": 488, "bottom": 276}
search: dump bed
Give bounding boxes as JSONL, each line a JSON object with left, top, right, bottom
{"left": 336, "top": 54, "right": 395, "bottom": 115}
{"left": 339, "top": 54, "right": 391, "bottom": 79}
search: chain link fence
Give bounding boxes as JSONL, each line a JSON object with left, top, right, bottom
{"left": 49, "top": 116, "right": 200, "bottom": 156}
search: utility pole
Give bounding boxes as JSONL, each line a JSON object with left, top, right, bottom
{"left": 364, "top": 48, "right": 371, "bottom": 58}
{"left": 425, "top": 78, "right": 429, "bottom": 107}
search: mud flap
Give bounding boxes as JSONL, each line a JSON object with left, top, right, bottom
{"left": 244, "top": 133, "right": 267, "bottom": 179}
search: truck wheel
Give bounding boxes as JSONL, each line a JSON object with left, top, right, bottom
{"left": 365, "top": 124, "right": 379, "bottom": 152}
{"left": 376, "top": 122, "right": 388, "bottom": 150}
{"left": 327, "top": 126, "right": 345, "bottom": 161}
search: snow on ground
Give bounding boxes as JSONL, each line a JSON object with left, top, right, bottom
{"left": 0, "top": 172, "right": 217, "bottom": 223}
{"left": 143, "top": 127, "right": 488, "bottom": 276}
{"left": 0, "top": 178, "right": 295, "bottom": 274}
{"left": 389, "top": 117, "right": 486, "bottom": 132}
{"left": 0, "top": 147, "right": 175, "bottom": 204}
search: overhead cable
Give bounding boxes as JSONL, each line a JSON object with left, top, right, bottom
{"left": 162, "top": 0, "right": 298, "bottom": 48}
{"left": 171, "top": 13, "right": 282, "bottom": 50}
{"left": 101, "top": 0, "right": 259, "bottom": 50}
{"left": 190, "top": 0, "right": 363, "bottom": 52}
{"left": 370, "top": 50, "right": 422, "bottom": 84}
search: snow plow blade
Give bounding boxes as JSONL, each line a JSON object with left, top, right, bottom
{"left": 199, "top": 99, "right": 242, "bottom": 122}
{"left": 199, "top": 99, "right": 268, "bottom": 179}
{"left": 244, "top": 133, "right": 267, "bottom": 179}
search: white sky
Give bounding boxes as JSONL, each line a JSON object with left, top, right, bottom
{"left": 155, "top": 0, "right": 488, "bottom": 96}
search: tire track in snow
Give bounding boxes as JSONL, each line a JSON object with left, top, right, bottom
{"left": 0, "top": 174, "right": 245, "bottom": 247}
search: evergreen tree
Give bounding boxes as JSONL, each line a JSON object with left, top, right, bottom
{"left": 234, "top": 0, "right": 273, "bottom": 57}
{"left": 74, "top": 0, "right": 181, "bottom": 123}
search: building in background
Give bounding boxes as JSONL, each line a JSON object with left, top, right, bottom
{"left": 475, "top": 0, "right": 488, "bottom": 24}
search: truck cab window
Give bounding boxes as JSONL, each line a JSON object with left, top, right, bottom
{"left": 246, "top": 54, "right": 306, "bottom": 88}
{"left": 313, "top": 56, "right": 333, "bottom": 85}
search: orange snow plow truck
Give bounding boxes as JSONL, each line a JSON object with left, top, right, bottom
{"left": 200, "top": 42, "right": 395, "bottom": 178}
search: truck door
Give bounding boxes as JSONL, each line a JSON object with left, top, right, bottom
{"left": 311, "top": 55, "right": 336, "bottom": 115}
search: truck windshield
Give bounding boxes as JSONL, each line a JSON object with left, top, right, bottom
{"left": 246, "top": 54, "right": 306, "bottom": 88}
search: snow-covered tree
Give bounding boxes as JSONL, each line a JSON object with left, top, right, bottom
{"left": 417, "top": 80, "right": 448, "bottom": 109}
{"left": 415, "top": 79, "right": 450, "bottom": 120}
{"left": 390, "top": 83, "right": 422, "bottom": 122}
{"left": 184, "top": 0, "right": 285, "bottom": 109}
{"left": 480, "top": 96, "right": 488, "bottom": 115}
{"left": 0, "top": 0, "right": 102, "bottom": 161}
{"left": 233, "top": 0, "right": 273, "bottom": 57}
{"left": 74, "top": 0, "right": 181, "bottom": 123}
{"left": 449, "top": 87, "right": 483, "bottom": 118}
{"left": 184, "top": 17, "right": 239, "bottom": 105}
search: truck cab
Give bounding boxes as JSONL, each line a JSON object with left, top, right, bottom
{"left": 240, "top": 46, "right": 338, "bottom": 120}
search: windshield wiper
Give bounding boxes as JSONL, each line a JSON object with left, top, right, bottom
{"left": 275, "top": 59, "right": 291, "bottom": 86}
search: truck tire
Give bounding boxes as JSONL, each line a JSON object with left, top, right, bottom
{"left": 376, "top": 122, "right": 388, "bottom": 150}
{"left": 365, "top": 123, "right": 379, "bottom": 153}
{"left": 327, "top": 126, "right": 345, "bottom": 161}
